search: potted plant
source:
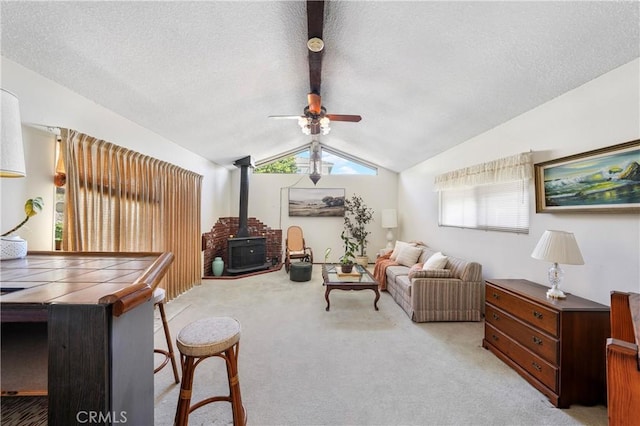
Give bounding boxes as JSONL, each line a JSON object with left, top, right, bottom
{"left": 343, "top": 194, "right": 374, "bottom": 267}
{"left": 55, "top": 222, "right": 63, "bottom": 250}
{"left": 1, "top": 197, "right": 44, "bottom": 260}
{"left": 339, "top": 231, "right": 358, "bottom": 273}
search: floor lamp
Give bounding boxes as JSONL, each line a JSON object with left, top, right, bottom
{"left": 381, "top": 209, "right": 397, "bottom": 250}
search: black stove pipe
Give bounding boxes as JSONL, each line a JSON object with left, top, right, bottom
{"left": 234, "top": 156, "right": 253, "bottom": 238}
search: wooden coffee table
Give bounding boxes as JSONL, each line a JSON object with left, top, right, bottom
{"left": 321, "top": 264, "right": 380, "bottom": 311}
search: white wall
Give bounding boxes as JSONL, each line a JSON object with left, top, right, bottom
{"left": 229, "top": 167, "right": 398, "bottom": 263}
{"left": 399, "top": 58, "right": 640, "bottom": 306}
{"left": 1, "top": 57, "right": 231, "bottom": 251}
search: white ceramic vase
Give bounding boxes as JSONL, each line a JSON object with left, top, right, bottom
{"left": 0, "top": 236, "right": 28, "bottom": 260}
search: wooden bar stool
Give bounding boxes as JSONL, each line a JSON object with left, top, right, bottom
{"left": 153, "top": 287, "right": 180, "bottom": 383}
{"left": 174, "top": 317, "right": 246, "bottom": 426}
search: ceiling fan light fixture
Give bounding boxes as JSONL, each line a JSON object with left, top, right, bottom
{"left": 319, "top": 116, "right": 330, "bottom": 135}
{"left": 298, "top": 116, "right": 312, "bottom": 135}
{"left": 309, "top": 140, "right": 322, "bottom": 185}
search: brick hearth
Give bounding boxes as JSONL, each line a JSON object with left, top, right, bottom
{"left": 202, "top": 217, "right": 282, "bottom": 276}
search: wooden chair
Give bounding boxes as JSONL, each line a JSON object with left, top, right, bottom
{"left": 284, "top": 226, "right": 313, "bottom": 272}
{"left": 607, "top": 291, "right": 640, "bottom": 425}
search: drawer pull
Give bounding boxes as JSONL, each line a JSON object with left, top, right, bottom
{"left": 492, "top": 293, "right": 500, "bottom": 300}
{"left": 533, "top": 311, "right": 544, "bottom": 319}
{"left": 491, "top": 334, "right": 499, "bottom": 341}
{"left": 532, "top": 362, "right": 542, "bottom": 372}
{"left": 492, "top": 313, "right": 500, "bottom": 320}
{"left": 532, "top": 336, "right": 543, "bottom": 345}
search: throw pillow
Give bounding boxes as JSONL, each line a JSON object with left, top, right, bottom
{"left": 396, "top": 245, "right": 423, "bottom": 267}
{"left": 423, "top": 252, "right": 448, "bottom": 270}
{"left": 408, "top": 263, "right": 424, "bottom": 279}
{"left": 390, "top": 240, "right": 416, "bottom": 260}
{"left": 408, "top": 263, "right": 424, "bottom": 272}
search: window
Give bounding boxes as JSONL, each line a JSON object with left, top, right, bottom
{"left": 254, "top": 144, "right": 377, "bottom": 176}
{"left": 435, "top": 152, "right": 532, "bottom": 234}
{"left": 439, "top": 180, "right": 529, "bottom": 233}
{"left": 53, "top": 136, "right": 65, "bottom": 250}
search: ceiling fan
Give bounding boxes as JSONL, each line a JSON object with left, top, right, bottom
{"left": 269, "top": 1, "right": 362, "bottom": 135}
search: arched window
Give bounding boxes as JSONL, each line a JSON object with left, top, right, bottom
{"left": 254, "top": 144, "right": 377, "bottom": 176}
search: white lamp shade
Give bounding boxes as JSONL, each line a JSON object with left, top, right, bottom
{"left": 1, "top": 89, "right": 26, "bottom": 177}
{"left": 531, "top": 230, "right": 584, "bottom": 265}
{"left": 381, "top": 209, "right": 398, "bottom": 228}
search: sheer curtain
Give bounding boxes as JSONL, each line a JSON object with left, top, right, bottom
{"left": 61, "top": 129, "right": 202, "bottom": 300}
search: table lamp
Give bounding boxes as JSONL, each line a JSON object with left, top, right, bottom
{"left": 1, "top": 89, "right": 26, "bottom": 177}
{"left": 381, "top": 209, "right": 398, "bottom": 250}
{"left": 531, "top": 230, "right": 584, "bottom": 299}
{"left": 1, "top": 89, "right": 29, "bottom": 260}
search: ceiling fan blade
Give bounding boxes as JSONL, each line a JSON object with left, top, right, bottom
{"left": 326, "top": 114, "right": 362, "bottom": 123}
{"left": 268, "top": 115, "right": 303, "bottom": 120}
{"left": 308, "top": 93, "right": 322, "bottom": 115}
{"left": 307, "top": 0, "right": 324, "bottom": 95}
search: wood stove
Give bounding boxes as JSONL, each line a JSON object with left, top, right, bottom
{"left": 227, "top": 236, "right": 268, "bottom": 274}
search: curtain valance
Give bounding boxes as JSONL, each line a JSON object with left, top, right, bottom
{"left": 434, "top": 152, "right": 532, "bottom": 191}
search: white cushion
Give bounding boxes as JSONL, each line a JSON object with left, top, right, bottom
{"left": 395, "top": 245, "right": 423, "bottom": 267}
{"left": 390, "top": 241, "right": 416, "bottom": 260}
{"left": 177, "top": 317, "right": 241, "bottom": 357}
{"left": 423, "top": 252, "right": 448, "bottom": 270}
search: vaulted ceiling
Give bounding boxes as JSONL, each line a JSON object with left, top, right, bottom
{"left": 1, "top": 1, "right": 638, "bottom": 172}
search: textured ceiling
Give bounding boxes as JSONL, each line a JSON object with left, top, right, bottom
{"left": 1, "top": 1, "right": 638, "bottom": 172}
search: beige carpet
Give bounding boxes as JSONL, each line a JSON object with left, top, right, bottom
{"left": 0, "top": 396, "right": 47, "bottom": 426}
{"left": 153, "top": 266, "right": 608, "bottom": 426}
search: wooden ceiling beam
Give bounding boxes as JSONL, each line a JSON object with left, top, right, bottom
{"left": 307, "top": 0, "right": 324, "bottom": 96}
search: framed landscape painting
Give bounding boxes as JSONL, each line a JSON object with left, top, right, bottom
{"left": 534, "top": 140, "right": 640, "bottom": 213}
{"left": 288, "top": 188, "right": 345, "bottom": 217}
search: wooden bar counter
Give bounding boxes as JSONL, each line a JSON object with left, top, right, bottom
{"left": 0, "top": 251, "right": 174, "bottom": 425}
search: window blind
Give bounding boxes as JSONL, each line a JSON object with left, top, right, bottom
{"left": 436, "top": 153, "right": 531, "bottom": 234}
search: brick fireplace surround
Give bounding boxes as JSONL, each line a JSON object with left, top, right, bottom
{"left": 202, "top": 217, "right": 282, "bottom": 277}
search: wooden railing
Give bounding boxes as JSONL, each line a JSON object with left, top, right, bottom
{"left": 607, "top": 291, "right": 640, "bottom": 425}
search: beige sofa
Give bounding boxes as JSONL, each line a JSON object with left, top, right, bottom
{"left": 376, "top": 243, "right": 483, "bottom": 322}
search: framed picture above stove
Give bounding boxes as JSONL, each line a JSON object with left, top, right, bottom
{"left": 289, "top": 188, "right": 345, "bottom": 217}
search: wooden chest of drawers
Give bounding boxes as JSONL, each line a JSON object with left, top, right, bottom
{"left": 482, "top": 279, "right": 610, "bottom": 408}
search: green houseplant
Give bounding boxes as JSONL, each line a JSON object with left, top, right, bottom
{"left": 339, "top": 231, "right": 358, "bottom": 273}
{"left": 1, "top": 197, "right": 44, "bottom": 260}
{"left": 55, "top": 222, "right": 63, "bottom": 250}
{"left": 343, "top": 194, "right": 374, "bottom": 266}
